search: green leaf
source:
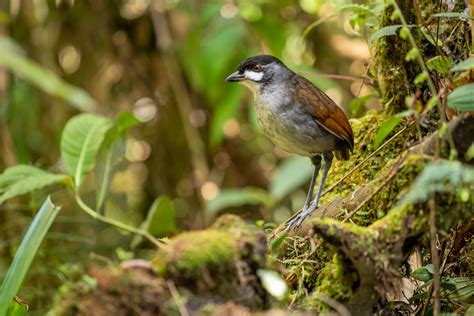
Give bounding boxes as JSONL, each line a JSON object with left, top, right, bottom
{"left": 370, "top": 24, "right": 409, "bottom": 43}
{"left": 131, "top": 195, "right": 176, "bottom": 248}
{"left": 6, "top": 299, "right": 28, "bottom": 316}
{"left": 269, "top": 156, "right": 314, "bottom": 200}
{"left": 451, "top": 59, "right": 474, "bottom": 72}
{"left": 303, "top": 4, "right": 375, "bottom": 37}
{"left": 399, "top": 161, "right": 474, "bottom": 207}
{"left": 0, "top": 165, "right": 69, "bottom": 204}
{"left": 373, "top": 116, "right": 402, "bottom": 149}
{"left": 0, "top": 197, "right": 60, "bottom": 316}
{"left": 349, "top": 93, "right": 375, "bottom": 116}
{"left": 414, "top": 71, "right": 429, "bottom": 85}
{"left": 426, "top": 56, "right": 452, "bottom": 75}
{"left": 270, "top": 233, "right": 287, "bottom": 251}
{"left": 0, "top": 36, "right": 96, "bottom": 112}
{"left": 411, "top": 265, "right": 434, "bottom": 282}
{"left": 95, "top": 112, "right": 140, "bottom": 212}
{"left": 143, "top": 195, "right": 176, "bottom": 236}
{"left": 60, "top": 114, "right": 113, "bottom": 187}
{"left": 432, "top": 12, "right": 470, "bottom": 19}
{"left": 405, "top": 47, "right": 419, "bottom": 61}
{"left": 208, "top": 187, "right": 273, "bottom": 215}
{"left": 447, "top": 83, "right": 474, "bottom": 111}
{"left": 256, "top": 269, "right": 288, "bottom": 300}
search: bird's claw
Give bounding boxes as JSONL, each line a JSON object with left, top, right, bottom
{"left": 284, "top": 205, "right": 318, "bottom": 233}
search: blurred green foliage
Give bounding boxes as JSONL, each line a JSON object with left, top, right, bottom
{"left": 0, "top": 0, "right": 373, "bottom": 312}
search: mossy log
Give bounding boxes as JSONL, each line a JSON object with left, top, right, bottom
{"left": 50, "top": 215, "right": 275, "bottom": 315}
{"left": 274, "top": 113, "right": 473, "bottom": 315}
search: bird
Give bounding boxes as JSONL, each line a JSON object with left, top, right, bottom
{"left": 225, "top": 55, "right": 354, "bottom": 232}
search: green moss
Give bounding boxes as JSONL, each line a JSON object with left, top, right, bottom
{"left": 303, "top": 253, "right": 353, "bottom": 312}
{"left": 153, "top": 229, "right": 236, "bottom": 278}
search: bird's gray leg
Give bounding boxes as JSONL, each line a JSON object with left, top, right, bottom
{"left": 284, "top": 155, "right": 322, "bottom": 232}
{"left": 293, "top": 152, "right": 333, "bottom": 227}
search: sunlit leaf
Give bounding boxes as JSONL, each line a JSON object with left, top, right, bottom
{"left": 0, "top": 197, "right": 60, "bottom": 316}
{"left": 60, "top": 114, "right": 113, "bottom": 187}
{"left": 0, "top": 165, "right": 69, "bottom": 204}
{"left": 6, "top": 298, "right": 28, "bottom": 316}
{"left": 270, "top": 156, "right": 314, "bottom": 200}
{"left": 208, "top": 187, "right": 273, "bottom": 215}
{"left": 426, "top": 56, "right": 452, "bottom": 75}
{"left": 0, "top": 36, "right": 96, "bottom": 112}
{"left": 256, "top": 269, "right": 288, "bottom": 300}
{"left": 373, "top": 116, "right": 401, "bottom": 149}
{"left": 447, "top": 83, "right": 474, "bottom": 111}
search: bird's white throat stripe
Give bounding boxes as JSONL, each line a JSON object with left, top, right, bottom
{"left": 244, "top": 70, "right": 264, "bottom": 81}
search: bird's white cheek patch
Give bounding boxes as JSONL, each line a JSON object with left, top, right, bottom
{"left": 244, "top": 70, "right": 264, "bottom": 81}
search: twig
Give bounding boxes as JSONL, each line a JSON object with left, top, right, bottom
{"left": 167, "top": 280, "right": 190, "bottom": 316}
{"left": 342, "top": 153, "right": 407, "bottom": 222}
{"left": 312, "top": 292, "right": 351, "bottom": 316}
{"left": 428, "top": 194, "right": 441, "bottom": 316}
{"left": 75, "top": 194, "right": 165, "bottom": 249}
{"left": 323, "top": 123, "right": 411, "bottom": 197}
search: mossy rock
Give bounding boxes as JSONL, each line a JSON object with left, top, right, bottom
{"left": 152, "top": 214, "right": 270, "bottom": 308}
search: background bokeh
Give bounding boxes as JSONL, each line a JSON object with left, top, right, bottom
{"left": 0, "top": 0, "right": 378, "bottom": 312}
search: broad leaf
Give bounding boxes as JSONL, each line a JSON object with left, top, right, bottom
{"left": 96, "top": 112, "right": 140, "bottom": 212}
{"left": 0, "top": 197, "right": 60, "bottom": 316}
{"left": 0, "top": 165, "right": 69, "bottom": 204}
{"left": 270, "top": 156, "right": 314, "bottom": 200}
{"left": 426, "top": 56, "right": 452, "bottom": 75}
{"left": 144, "top": 195, "right": 176, "bottom": 236}
{"left": 0, "top": 36, "right": 95, "bottom": 112}
{"left": 411, "top": 265, "right": 434, "bottom": 282}
{"left": 373, "top": 116, "right": 402, "bottom": 149}
{"left": 208, "top": 187, "right": 273, "bottom": 215}
{"left": 131, "top": 195, "right": 176, "bottom": 248}
{"left": 60, "top": 114, "right": 113, "bottom": 187}
{"left": 447, "top": 83, "right": 474, "bottom": 111}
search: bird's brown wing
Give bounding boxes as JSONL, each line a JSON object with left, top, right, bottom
{"left": 293, "top": 75, "right": 354, "bottom": 152}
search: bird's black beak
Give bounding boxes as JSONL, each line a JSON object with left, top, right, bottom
{"left": 225, "top": 71, "right": 246, "bottom": 82}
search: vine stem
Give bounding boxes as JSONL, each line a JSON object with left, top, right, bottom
{"left": 391, "top": 1, "right": 457, "bottom": 156}
{"left": 74, "top": 194, "right": 166, "bottom": 249}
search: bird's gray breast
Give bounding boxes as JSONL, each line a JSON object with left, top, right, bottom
{"left": 255, "top": 86, "right": 338, "bottom": 157}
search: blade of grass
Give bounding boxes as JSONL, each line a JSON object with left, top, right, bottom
{"left": 0, "top": 196, "right": 60, "bottom": 315}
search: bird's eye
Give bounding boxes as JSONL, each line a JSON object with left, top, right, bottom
{"left": 253, "top": 65, "right": 262, "bottom": 72}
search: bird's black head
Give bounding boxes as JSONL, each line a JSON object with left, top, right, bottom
{"left": 225, "top": 55, "right": 290, "bottom": 87}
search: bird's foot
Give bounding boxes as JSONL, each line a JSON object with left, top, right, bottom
{"left": 284, "top": 204, "right": 318, "bottom": 233}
